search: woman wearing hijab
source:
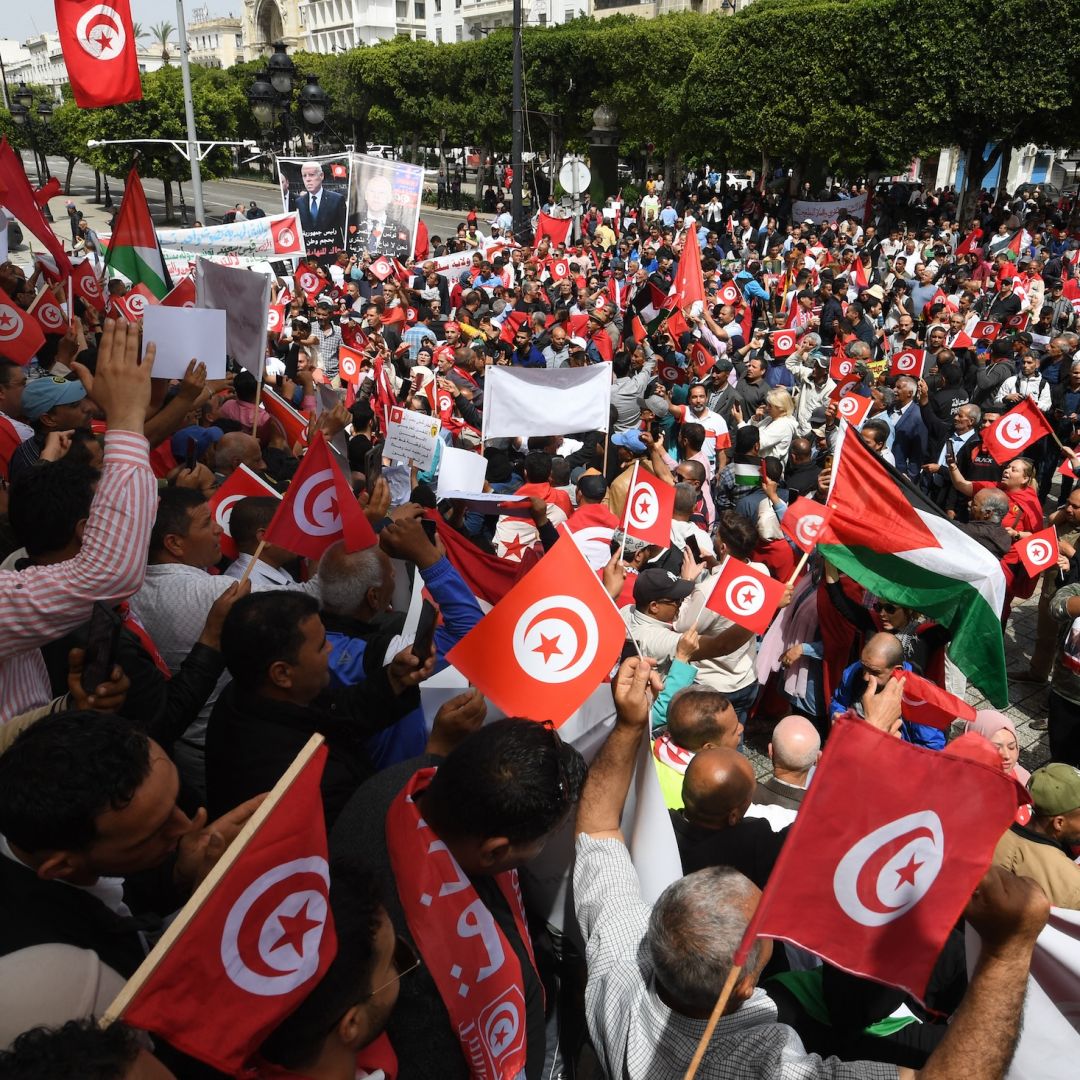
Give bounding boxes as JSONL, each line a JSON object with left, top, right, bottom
{"left": 965, "top": 710, "right": 1030, "bottom": 784}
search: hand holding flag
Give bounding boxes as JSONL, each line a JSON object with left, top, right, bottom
{"left": 704, "top": 557, "right": 788, "bottom": 635}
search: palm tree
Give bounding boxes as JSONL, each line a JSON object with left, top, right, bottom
{"left": 131, "top": 21, "right": 147, "bottom": 42}
{"left": 149, "top": 21, "right": 176, "bottom": 64}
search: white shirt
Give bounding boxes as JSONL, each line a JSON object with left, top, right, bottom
{"left": 224, "top": 553, "right": 321, "bottom": 597}
{"left": 1, "top": 412, "right": 32, "bottom": 441}
{"left": 996, "top": 373, "right": 1050, "bottom": 410}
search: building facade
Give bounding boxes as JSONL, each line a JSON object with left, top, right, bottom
{"left": 187, "top": 8, "right": 246, "bottom": 68}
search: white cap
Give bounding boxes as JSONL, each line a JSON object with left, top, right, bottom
{"left": 569, "top": 336, "right": 588, "bottom": 349}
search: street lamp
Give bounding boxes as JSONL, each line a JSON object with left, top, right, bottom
{"left": 13, "top": 81, "right": 32, "bottom": 110}
{"left": 247, "top": 44, "right": 330, "bottom": 154}
{"left": 9, "top": 82, "right": 53, "bottom": 218}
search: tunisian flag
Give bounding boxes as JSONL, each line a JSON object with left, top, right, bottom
{"left": 980, "top": 397, "right": 1055, "bottom": 465}
{"left": 106, "top": 738, "right": 336, "bottom": 1075}
{"left": 621, "top": 463, "right": 674, "bottom": 547}
{"left": 447, "top": 535, "right": 625, "bottom": 726}
{"left": 263, "top": 432, "right": 377, "bottom": 559}
{"left": 781, "top": 499, "right": 835, "bottom": 555}
{"left": 209, "top": 463, "right": 282, "bottom": 561}
{"left": 705, "top": 556, "right": 787, "bottom": 635}
{"left": 55, "top": 0, "right": 143, "bottom": 109}
{"left": 535, "top": 212, "right": 573, "bottom": 248}
{"left": 670, "top": 222, "right": 707, "bottom": 311}
{"left": 735, "top": 716, "right": 1023, "bottom": 1000}
{"left": 0, "top": 286, "right": 46, "bottom": 364}
{"left": 1016, "top": 526, "right": 1060, "bottom": 579}
{"left": 891, "top": 668, "right": 976, "bottom": 730}
{"left": 0, "top": 139, "right": 72, "bottom": 278}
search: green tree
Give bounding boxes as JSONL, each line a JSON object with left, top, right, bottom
{"left": 149, "top": 22, "right": 176, "bottom": 64}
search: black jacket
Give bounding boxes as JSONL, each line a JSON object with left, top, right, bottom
{"left": 205, "top": 666, "right": 420, "bottom": 826}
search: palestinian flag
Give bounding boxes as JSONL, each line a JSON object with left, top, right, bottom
{"left": 819, "top": 423, "right": 1007, "bottom": 705}
{"left": 104, "top": 167, "right": 172, "bottom": 299}
{"left": 733, "top": 459, "right": 762, "bottom": 489}
{"left": 631, "top": 279, "right": 668, "bottom": 325}
{"left": 1004, "top": 229, "right": 1031, "bottom": 263}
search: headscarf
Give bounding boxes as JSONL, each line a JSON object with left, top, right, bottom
{"left": 965, "top": 710, "right": 1031, "bottom": 784}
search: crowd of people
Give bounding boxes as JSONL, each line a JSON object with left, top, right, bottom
{"left": 0, "top": 171, "right": 1078, "bottom": 1079}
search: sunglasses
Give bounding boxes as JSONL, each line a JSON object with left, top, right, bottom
{"left": 872, "top": 602, "right": 899, "bottom": 614}
{"left": 363, "top": 935, "right": 421, "bottom": 1000}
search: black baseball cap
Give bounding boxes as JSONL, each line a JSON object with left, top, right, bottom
{"left": 634, "top": 569, "right": 694, "bottom": 607}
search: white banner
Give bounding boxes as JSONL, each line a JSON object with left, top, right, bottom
{"left": 792, "top": 191, "right": 868, "bottom": 225}
{"left": 483, "top": 365, "right": 612, "bottom": 440}
{"left": 156, "top": 211, "right": 306, "bottom": 260}
{"left": 966, "top": 908, "right": 1080, "bottom": 1079}
{"left": 195, "top": 257, "right": 272, "bottom": 378}
{"left": 429, "top": 240, "right": 512, "bottom": 281}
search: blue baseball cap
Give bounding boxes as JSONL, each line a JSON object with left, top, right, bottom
{"left": 612, "top": 429, "right": 647, "bottom": 454}
{"left": 21, "top": 376, "right": 87, "bottom": 421}
{"left": 170, "top": 425, "right": 223, "bottom": 459}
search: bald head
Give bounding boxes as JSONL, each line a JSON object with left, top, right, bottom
{"left": 682, "top": 748, "right": 755, "bottom": 829}
{"left": 216, "top": 432, "right": 264, "bottom": 475}
{"left": 769, "top": 716, "right": 821, "bottom": 783}
{"left": 972, "top": 487, "right": 1009, "bottom": 524}
{"left": 861, "top": 632, "right": 904, "bottom": 691}
{"left": 668, "top": 690, "right": 742, "bottom": 752}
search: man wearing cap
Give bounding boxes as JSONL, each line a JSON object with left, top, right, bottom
{"left": 622, "top": 569, "right": 696, "bottom": 677}
{"left": 992, "top": 763, "right": 1080, "bottom": 909}
{"left": 8, "top": 377, "right": 95, "bottom": 482}
{"left": 971, "top": 339, "right": 1018, "bottom": 408}
{"left": 787, "top": 345, "right": 834, "bottom": 437}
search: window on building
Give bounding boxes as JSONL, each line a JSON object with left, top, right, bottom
{"left": 455, "top": 23, "right": 463, "bottom": 39}
{"left": 435, "top": 0, "right": 441, "bottom": 9}
{"left": 538, "top": 11, "right": 546, "bottom": 21}
{"left": 396, "top": 0, "right": 407, "bottom": 15}
{"left": 416, "top": 28, "right": 426, "bottom": 38}
{"left": 436, "top": 26, "right": 443, "bottom": 41}
{"left": 415, "top": 1, "right": 425, "bottom": 16}
{"left": 236, "top": 34, "right": 243, "bottom": 47}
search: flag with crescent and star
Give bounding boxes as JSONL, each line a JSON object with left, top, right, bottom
{"left": 263, "top": 432, "right": 376, "bottom": 559}
{"left": 446, "top": 534, "right": 626, "bottom": 726}
{"left": 980, "top": 397, "right": 1055, "bottom": 466}
{"left": 621, "top": 464, "right": 675, "bottom": 548}
{"left": 55, "top": 1, "right": 143, "bottom": 110}
{"left": 105, "top": 738, "right": 336, "bottom": 1075}
{"left": 734, "top": 717, "right": 1025, "bottom": 1001}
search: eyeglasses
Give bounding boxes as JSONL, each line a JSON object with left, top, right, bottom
{"left": 363, "top": 935, "right": 421, "bottom": 1000}
{"left": 872, "top": 602, "right": 899, "bottom": 614}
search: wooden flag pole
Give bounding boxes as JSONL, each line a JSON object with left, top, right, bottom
{"left": 100, "top": 733, "right": 326, "bottom": 1027}
{"left": 235, "top": 540, "right": 267, "bottom": 588}
{"left": 681, "top": 963, "right": 743, "bottom": 1080}
{"left": 786, "top": 549, "right": 812, "bottom": 586}
{"left": 251, "top": 377, "right": 266, "bottom": 439}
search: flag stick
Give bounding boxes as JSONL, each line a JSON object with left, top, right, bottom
{"left": 100, "top": 732, "right": 326, "bottom": 1027}
{"left": 619, "top": 461, "right": 639, "bottom": 562}
{"left": 251, "top": 377, "right": 265, "bottom": 438}
{"left": 681, "top": 963, "right": 743, "bottom": 1080}
{"left": 235, "top": 540, "right": 266, "bottom": 587}
{"left": 786, "top": 549, "right": 811, "bottom": 586}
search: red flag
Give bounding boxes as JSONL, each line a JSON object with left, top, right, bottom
{"left": 413, "top": 217, "right": 429, "bottom": 261}
{"left": 562, "top": 504, "right": 619, "bottom": 570}
{"left": 55, "top": 0, "right": 142, "bottom": 108}
{"left": 892, "top": 668, "right": 976, "bottom": 730}
{"left": 955, "top": 228, "right": 982, "bottom": 257}
{"left": 717, "top": 280, "right": 741, "bottom": 307}
{"left": 664, "top": 308, "right": 691, "bottom": 341}
{"left": 671, "top": 223, "right": 706, "bottom": 310}
{"left": 0, "top": 138, "right": 72, "bottom": 277}
{"left": 263, "top": 432, "right": 377, "bottom": 559}
{"left": 1016, "top": 526, "right": 1060, "bottom": 578}
{"left": 209, "top": 463, "right": 281, "bottom": 561}
{"left": 980, "top": 398, "right": 1055, "bottom": 465}
{"left": 834, "top": 391, "right": 872, "bottom": 427}
{"left": 535, "top": 212, "right": 573, "bottom": 248}
{"left": 771, "top": 329, "right": 797, "bottom": 357}
{"left": 849, "top": 256, "right": 869, "bottom": 290}
{"left": 446, "top": 535, "right": 625, "bottom": 725}
{"left": 1005, "top": 312, "right": 1029, "bottom": 332}
{"left": 71, "top": 260, "right": 106, "bottom": 311}
{"left": 161, "top": 277, "right": 196, "bottom": 308}
{"left": 33, "top": 176, "right": 62, "bottom": 208}
{"left": 112, "top": 283, "right": 158, "bottom": 322}
{"left": 687, "top": 340, "right": 715, "bottom": 380}
{"left": 0, "top": 286, "right": 46, "bottom": 364}
{"left": 28, "top": 287, "right": 67, "bottom": 336}
{"left": 781, "top": 499, "right": 836, "bottom": 554}
{"left": 621, "top": 464, "right": 675, "bottom": 547}
{"left": 295, "top": 267, "right": 322, "bottom": 300}
{"left": 261, "top": 386, "right": 310, "bottom": 448}
{"left": 590, "top": 327, "right": 614, "bottom": 362}
{"left": 922, "top": 288, "right": 947, "bottom": 316}
{"left": 266, "top": 303, "right": 286, "bottom": 336}
{"left": 368, "top": 256, "right": 393, "bottom": 282}
{"left": 705, "top": 556, "right": 787, "bottom": 635}
{"left": 889, "top": 349, "right": 928, "bottom": 379}
{"left": 269, "top": 216, "right": 304, "bottom": 255}
{"left": 972, "top": 320, "right": 1000, "bottom": 341}
{"left": 431, "top": 512, "right": 532, "bottom": 608}
{"left": 1061, "top": 456, "right": 1077, "bottom": 480}
{"left": 337, "top": 344, "right": 366, "bottom": 386}
{"left": 113, "top": 740, "right": 335, "bottom": 1075}
{"left": 735, "top": 716, "right": 1021, "bottom": 1000}
{"left": 949, "top": 330, "right": 974, "bottom": 350}
{"left": 657, "top": 358, "right": 687, "bottom": 386}
{"left": 547, "top": 258, "right": 570, "bottom": 282}
{"left": 499, "top": 310, "right": 529, "bottom": 345}
{"left": 830, "top": 354, "right": 856, "bottom": 382}
{"left": 0, "top": 414, "right": 21, "bottom": 481}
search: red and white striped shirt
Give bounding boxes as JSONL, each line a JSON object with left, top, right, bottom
{"left": 0, "top": 431, "right": 156, "bottom": 724}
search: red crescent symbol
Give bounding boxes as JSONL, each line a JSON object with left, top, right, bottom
{"left": 522, "top": 605, "right": 589, "bottom": 674}
{"left": 234, "top": 869, "right": 328, "bottom": 978}
{"left": 854, "top": 825, "right": 935, "bottom": 915}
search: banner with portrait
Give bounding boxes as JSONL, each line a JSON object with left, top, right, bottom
{"left": 347, "top": 154, "right": 424, "bottom": 263}
{"left": 791, "top": 191, "right": 868, "bottom": 226}
{"left": 277, "top": 153, "right": 352, "bottom": 258}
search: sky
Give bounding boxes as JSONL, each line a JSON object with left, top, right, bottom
{"left": 4, "top": 2, "right": 239, "bottom": 42}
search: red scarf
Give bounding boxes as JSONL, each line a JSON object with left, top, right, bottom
{"left": 386, "top": 768, "right": 538, "bottom": 1080}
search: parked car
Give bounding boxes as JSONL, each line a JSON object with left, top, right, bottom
{"left": 2, "top": 208, "right": 22, "bottom": 250}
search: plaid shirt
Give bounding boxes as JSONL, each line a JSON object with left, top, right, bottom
{"left": 315, "top": 322, "right": 343, "bottom": 378}
{"left": 573, "top": 835, "right": 898, "bottom": 1080}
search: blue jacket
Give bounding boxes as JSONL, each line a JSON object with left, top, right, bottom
{"left": 511, "top": 345, "right": 546, "bottom": 368}
{"left": 325, "top": 556, "right": 483, "bottom": 768}
{"left": 735, "top": 270, "right": 770, "bottom": 305}
{"left": 829, "top": 660, "right": 946, "bottom": 750}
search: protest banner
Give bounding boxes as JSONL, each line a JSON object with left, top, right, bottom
{"left": 277, "top": 154, "right": 352, "bottom": 257}
{"left": 791, "top": 191, "right": 868, "bottom": 224}
{"left": 156, "top": 212, "right": 307, "bottom": 262}
{"left": 384, "top": 406, "right": 442, "bottom": 470}
{"left": 347, "top": 153, "right": 424, "bottom": 262}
